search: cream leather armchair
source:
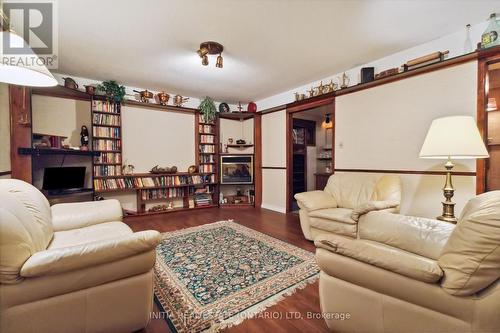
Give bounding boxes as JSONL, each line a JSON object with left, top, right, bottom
{"left": 0, "top": 179, "right": 161, "bottom": 333}
{"left": 315, "top": 191, "right": 500, "bottom": 333}
{"left": 295, "top": 173, "right": 401, "bottom": 240}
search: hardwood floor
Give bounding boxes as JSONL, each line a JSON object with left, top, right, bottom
{"left": 125, "top": 207, "right": 329, "bottom": 333}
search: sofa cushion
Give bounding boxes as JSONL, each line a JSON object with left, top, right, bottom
{"left": 0, "top": 180, "right": 54, "bottom": 284}
{"left": 439, "top": 190, "right": 500, "bottom": 296}
{"left": 49, "top": 222, "right": 133, "bottom": 249}
{"left": 315, "top": 234, "right": 443, "bottom": 283}
{"left": 309, "top": 217, "right": 357, "bottom": 238}
{"left": 324, "top": 173, "right": 379, "bottom": 209}
{"left": 309, "top": 208, "right": 357, "bottom": 224}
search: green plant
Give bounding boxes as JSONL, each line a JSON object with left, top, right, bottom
{"left": 199, "top": 96, "right": 217, "bottom": 123}
{"left": 96, "top": 80, "right": 126, "bottom": 102}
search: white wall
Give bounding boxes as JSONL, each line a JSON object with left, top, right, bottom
{"left": 220, "top": 118, "right": 254, "bottom": 154}
{"left": 121, "top": 105, "right": 195, "bottom": 172}
{"left": 334, "top": 61, "right": 477, "bottom": 218}
{"left": 32, "top": 95, "right": 91, "bottom": 147}
{"left": 261, "top": 110, "right": 287, "bottom": 212}
{"left": 0, "top": 83, "right": 10, "bottom": 177}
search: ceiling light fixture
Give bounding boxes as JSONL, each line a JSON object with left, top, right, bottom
{"left": 197, "top": 41, "right": 224, "bottom": 68}
{"left": 0, "top": 10, "right": 57, "bottom": 87}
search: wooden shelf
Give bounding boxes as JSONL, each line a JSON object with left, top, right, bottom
{"left": 122, "top": 99, "right": 198, "bottom": 114}
{"left": 226, "top": 144, "right": 254, "bottom": 148}
{"left": 18, "top": 147, "right": 100, "bottom": 157}
{"left": 92, "top": 110, "right": 120, "bottom": 115}
{"left": 220, "top": 203, "right": 254, "bottom": 207}
{"left": 317, "top": 157, "right": 332, "bottom": 160}
{"left": 219, "top": 112, "right": 255, "bottom": 120}
{"left": 93, "top": 136, "right": 121, "bottom": 140}
{"left": 31, "top": 85, "right": 92, "bottom": 101}
{"left": 125, "top": 204, "right": 218, "bottom": 217}
{"left": 93, "top": 124, "right": 121, "bottom": 128}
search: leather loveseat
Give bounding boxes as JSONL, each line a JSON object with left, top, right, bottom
{"left": 295, "top": 173, "right": 402, "bottom": 240}
{"left": 315, "top": 190, "right": 500, "bottom": 333}
{"left": 0, "top": 179, "right": 161, "bottom": 333}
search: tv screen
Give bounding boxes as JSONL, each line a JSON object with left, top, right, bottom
{"left": 42, "top": 167, "right": 86, "bottom": 191}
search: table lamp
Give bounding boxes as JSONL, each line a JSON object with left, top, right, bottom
{"left": 419, "top": 116, "right": 489, "bottom": 223}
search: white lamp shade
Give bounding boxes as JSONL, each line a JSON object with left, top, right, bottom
{"left": 419, "top": 116, "right": 489, "bottom": 159}
{"left": 0, "top": 32, "right": 57, "bottom": 87}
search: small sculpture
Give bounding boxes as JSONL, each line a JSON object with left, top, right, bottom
{"left": 188, "top": 165, "right": 198, "bottom": 174}
{"left": 80, "top": 125, "right": 89, "bottom": 149}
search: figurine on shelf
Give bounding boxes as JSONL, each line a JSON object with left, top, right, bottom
{"left": 122, "top": 164, "right": 135, "bottom": 175}
{"left": 80, "top": 125, "right": 89, "bottom": 150}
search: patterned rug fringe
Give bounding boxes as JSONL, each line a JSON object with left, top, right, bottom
{"left": 203, "top": 274, "right": 319, "bottom": 333}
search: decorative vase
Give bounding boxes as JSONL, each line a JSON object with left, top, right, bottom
{"left": 247, "top": 102, "right": 257, "bottom": 113}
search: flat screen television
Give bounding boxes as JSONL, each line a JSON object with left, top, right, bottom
{"left": 42, "top": 167, "right": 86, "bottom": 192}
{"left": 220, "top": 155, "right": 253, "bottom": 184}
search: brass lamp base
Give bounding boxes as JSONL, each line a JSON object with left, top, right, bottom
{"left": 437, "top": 159, "right": 458, "bottom": 224}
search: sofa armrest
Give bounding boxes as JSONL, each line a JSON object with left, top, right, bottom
{"left": 359, "top": 211, "right": 455, "bottom": 260}
{"left": 51, "top": 199, "right": 123, "bottom": 231}
{"left": 315, "top": 234, "right": 443, "bottom": 283}
{"left": 20, "top": 230, "right": 160, "bottom": 277}
{"left": 351, "top": 200, "right": 400, "bottom": 221}
{"left": 294, "top": 191, "right": 337, "bottom": 211}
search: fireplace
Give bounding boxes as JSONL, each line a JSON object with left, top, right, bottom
{"left": 220, "top": 155, "right": 253, "bottom": 184}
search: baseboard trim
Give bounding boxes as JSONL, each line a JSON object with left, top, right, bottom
{"left": 261, "top": 203, "right": 287, "bottom": 213}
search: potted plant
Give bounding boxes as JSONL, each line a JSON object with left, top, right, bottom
{"left": 96, "top": 80, "right": 126, "bottom": 102}
{"left": 199, "top": 96, "right": 217, "bottom": 123}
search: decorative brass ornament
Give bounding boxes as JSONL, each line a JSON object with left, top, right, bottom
{"left": 156, "top": 92, "right": 170, "bottom": 106}
{"left": 173, "top": 95, "right": 189, "bottom": 107}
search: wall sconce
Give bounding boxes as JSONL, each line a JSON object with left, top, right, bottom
{"left": 322, "top": 114, "right": 333, "bottom": 129}
{"left": 197, "top": 41, "right": 224, "bottom": 68}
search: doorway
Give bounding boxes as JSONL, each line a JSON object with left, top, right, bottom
{"left": 288, "top": 103, "right": 335, "bottom": 212}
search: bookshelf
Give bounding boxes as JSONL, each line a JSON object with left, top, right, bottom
{"left": 196, "top": 113, "right": 219, "bottom": 207}
{"left": 91, "top": 98, "right": 123, "bottom": 182}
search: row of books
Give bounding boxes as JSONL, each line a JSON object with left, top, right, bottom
{"left": 93, "top": 139, "right": 121, "bottom": 151}
{"left": 200, "top": 155, "right": 215, "bottom": 163}
{"left": 200, "top": 135, "right": 215, "bottom": 144}
{"left": 94, "top": 165, "right": 122, "bottom": 177}
{"left": 140, "top": 188, "right": 187, "bottom": 200}
{"left": 199, "top": 125, "right": 214, "bottom": 134}
{"left": 200, "top": 144, "right": 215, "bottom": 153}
{"left": 92, "top": 100, "right": 120, "bottom": 113}
{"left": 94, "top": 152, "right": 121, "bottom": 164}
{"left": 94, "top": 175, "right": 216, "bottom": 191}
{"left": 199, "top": 164, "right": 214, "bottom": 173}
{"left": 93, "top": 113, "right": 120, "bottom": 126}
{"left": 93, "top": 126, "right": 120, "bottom": 138}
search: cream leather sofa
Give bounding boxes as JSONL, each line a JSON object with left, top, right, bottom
{"left": 315, "top": 190, "right": 500, "bottom": 333}
{"left": 0, "top": 179, "right": 161, "bottom": 333}
{"left": 295, "top": 173, "right": 401, "bottom": 240}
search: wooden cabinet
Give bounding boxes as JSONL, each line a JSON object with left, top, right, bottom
{"left": 315, "top": 173, "right": 331, "bottom": 190}
{"left": 478, "top": 50, "right": 500, "bottom": 192}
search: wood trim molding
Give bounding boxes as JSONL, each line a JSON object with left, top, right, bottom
{"left": 335, "top": 168, "right": 476, "bottom": 176}
{"left": 259, "top": 105, "right": 287, "bottom": 115}
{"left": 254, "top": 113, "right": 263, "bottom": 207}
{"left": 335, "top": 53, "right": 478, "bottom": 97}
{"left": 0, "top": 171, "right": 12, "bottom": 176}
{"left": 9, "top": 85, "right": 32, "bottom": 182}
{"left": 262, "top": 166, "right": 286, "bottom": 169}
{"left": 287, "top": 96, "right": 335, "bottom": 113}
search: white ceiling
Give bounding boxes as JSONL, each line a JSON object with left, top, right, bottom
{"left": 57, "top": 0, "right": 497, "bottom": 103}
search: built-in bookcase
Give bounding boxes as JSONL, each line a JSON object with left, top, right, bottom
{"left": 91, "top": 98, "right": 123, "bottom": 183}
{"left": 196, "top": 113, "right": 219, "bottom": 206}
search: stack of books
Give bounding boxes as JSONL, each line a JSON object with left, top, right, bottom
{"left": 194, "top": 193, "right": 212, "bottom": 207}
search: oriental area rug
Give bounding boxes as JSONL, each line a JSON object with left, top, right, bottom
{"left": 153, "top": 220, "right": 319, "bottom": 333}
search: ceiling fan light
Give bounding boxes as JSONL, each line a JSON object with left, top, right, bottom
{"left": 202, "top": 55, "right": 209, "bottom": 66}
{"left": 216, "top": 55, "right": 223, "bottom": 68}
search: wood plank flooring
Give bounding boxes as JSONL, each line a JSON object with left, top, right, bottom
{"left": 125, "top": 207, "right": 329, "bottom": 333}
